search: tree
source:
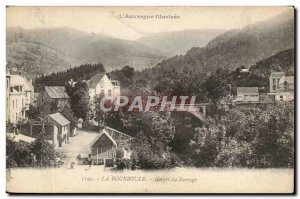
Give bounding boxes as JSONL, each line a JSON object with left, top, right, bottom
{"left": 60, "top": 104, "right": 78, "bottom": 131}
{"left": 130, "top": 112, "right": 178, "bottom": 169}
{"left": 190, "top": 117, "right": 224, "bottom": 167}
{"left": 6, "top": 136, "right": 32, "bottom": 168}
{"left": 202, "top": 69, "right": 230, "bottom": 103}
{"left": 69, "top": 81, "right": 90, "bottom": 121}
{"left": 27, "top": 105, "right": 41, "bottom": 120}
{"left": 109, "top": 65, "right": 135, "bottom": 88}
{"left": 34, "top": 63, "right": 105, "bottom": 92}
{"left": 30, "top": 132, "right": 56, "bottom": 167}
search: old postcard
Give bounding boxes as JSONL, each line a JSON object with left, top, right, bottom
{"left": 6, "top": 6, "right": 295, "bottom": 193}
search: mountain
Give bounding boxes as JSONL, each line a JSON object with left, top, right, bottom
{"left": 250, "top": 48, "right": 294, "bottom": 77}
{"left": 6, "top": 27, "right": 166, "bottom": 77}
{"left": 146, "top": 9, "right": 294, "bottom": 77}
{"left": 6, "top": 40, "right": 86, "bottom": 79}
{"left": 137, "top": 29, "right": 225, "bottom": 56}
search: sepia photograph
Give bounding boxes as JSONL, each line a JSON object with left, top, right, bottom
{"left": 5, "top": 6, "right": 295, "bottom": 194}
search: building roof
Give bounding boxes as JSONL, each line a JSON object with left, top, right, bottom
{"left": 44, "top": 112, "right": 70, "bottom": 126}
{"left": 9, "top": 75, "right": 33, "bottom": 91}
{"left": 89, "top": 73, "right": 106, "bottom": 88}
{"left": 90, "top": 129, "right": 117, "bottom": 147}
{"left": 45, "top": 86, "right": 69, "bottom": 99}
{"left": 237, "top": 87, "right": 259, "bottom": 95}
{"left": 270, "top": 72, "right": 285, "bottom": 78}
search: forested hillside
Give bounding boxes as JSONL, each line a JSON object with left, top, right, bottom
{"left": 33, "top": 63, "right": 105, "bottom": 92}
{"left": 250, "top": 48, "right": 294, "bottom": 77}
{"left": 138, "top": 10, "right": 294, "bottom": 88}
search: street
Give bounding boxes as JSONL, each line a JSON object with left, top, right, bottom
{"left": 58, "top": 129, "right": 99, "bottom": 166}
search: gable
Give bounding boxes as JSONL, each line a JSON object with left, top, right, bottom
{"left": 89, "top": 73, "right": 106, "bottom": 88}
{"left": 90, "top": 129, "right": 117, "bottom": 148}
{"left": 44, "top": 112, "right": 70, "bottom": 126}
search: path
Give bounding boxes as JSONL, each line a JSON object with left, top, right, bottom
{"left": 58, "top": 129, "right": 99, "bottom": 165}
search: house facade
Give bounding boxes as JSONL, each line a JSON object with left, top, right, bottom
{"left": 236, "top": 87, "right": 259, "bottom": 102}
{"left": 269, "top": 72, "right": 294, "bottom": 102}
{"left": 6, "top": 73, "right": 34, "bottom": 124}
{"left": 269, "top": 72, "right": 285, "bottom": 93}
{"left": 90, "top": 126, "right": 132, "bottom": 166}
{"left": 43, "top": 112, "right": 70, "bottom": 147}
{"left": 37, "top": 86, "right": 69, "bottom": 110}
{"left": 88, "top": 73, "right": 120, "bottom": 102}
{"left": 90, "top": 129, "right": 117, "bottom": 166}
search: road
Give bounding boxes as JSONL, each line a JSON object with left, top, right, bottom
{"left": 58, "top": 129, "right": 99, "bottom": 166}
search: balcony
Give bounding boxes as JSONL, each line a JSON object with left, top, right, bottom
{"left": 110, "top": 80, "right": 120, "bottom": 87}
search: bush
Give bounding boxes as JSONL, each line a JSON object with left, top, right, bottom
{"left": 82, "top": 121, "right": 99, "bottom": 131}
{"left": 190, "top": 103, "right": 294, "bottom": 168}
{"left": 30, "top": 133, "right": 56, "bottom": 167}
{"left": 6, "top": 136, "right": 33, "bottom": 168}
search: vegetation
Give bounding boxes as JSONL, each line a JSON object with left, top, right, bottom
{"left": 7, "top": 132, "right": 57, "bottom": 168}
{"left": 109, "top": 65, "right": 135, "bottom": 88}
{"left": 33, "top": 63, "right": 105, "bottom": 92}
{"left": 112, "top": 102, "right": 294, "bottom": 169}
{"left": 250, "top": 48, "right": 294, "bottom": 77}
{"left": 192, "top": 102, "right": 294, "bottom": 168}
{"left": 66, "top": 81, "right": 90, "bottom": 121}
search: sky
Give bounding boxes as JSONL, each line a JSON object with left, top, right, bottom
{"left": 6, "top": 6, "right": 291, "bottom": 40}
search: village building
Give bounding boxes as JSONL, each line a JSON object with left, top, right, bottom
{"left": 18, "top": 122, "right": 58, "bottom": 147}
{"left": 88, "top": 73, "right": 120, "bottom": 102}
{"left": 6, "top": 73, "right": 34, "bottom": 124}
{"left": 269, "top": 72, "right": 294, "bottom": 102}
{"left": 240, "top": 68, "right": 250, "bottom": 73}
{"left": 43, "top": 112, "right": 70, "bottom": 147}
{"left": 235, "top": 87, "right": 259, "bottom": 102}
{"left": 269, "top": 72, "right": 285, "bottom": 93}
{"left": 90, "top": 126, "right": 132, "bottom": 166}
{"left": 37, "top": 86, "right": 69, "bottom": 110}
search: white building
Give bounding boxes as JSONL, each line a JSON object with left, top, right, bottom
{"left": 269, "top": 72, "right": 294, "bottom": 102}
{"left": 269, "top": 72, "right": 285, "bottom": 93}
{"left": 43, "top": 112, "right": 70, "bottom": 148}
{"left": 6, "top": 73, "right": 34, "bottom": 124}
{"left": 88, "top": 73, "right": 120, "bottom": 101}
{"left": 236, "top": 87, "right": 259, "bottom": 102}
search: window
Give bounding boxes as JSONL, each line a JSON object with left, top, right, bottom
{"left": 108, "top": 90, "right": 112, "bottom": 96}
{"left": 16, "top": 99, "right": 18, "bottom": 108}
{"left": 284, "top": 81, "right": 289, "bottom": 91}
{"left": 100, "top": 80, "right": 104, "bottom": 88}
